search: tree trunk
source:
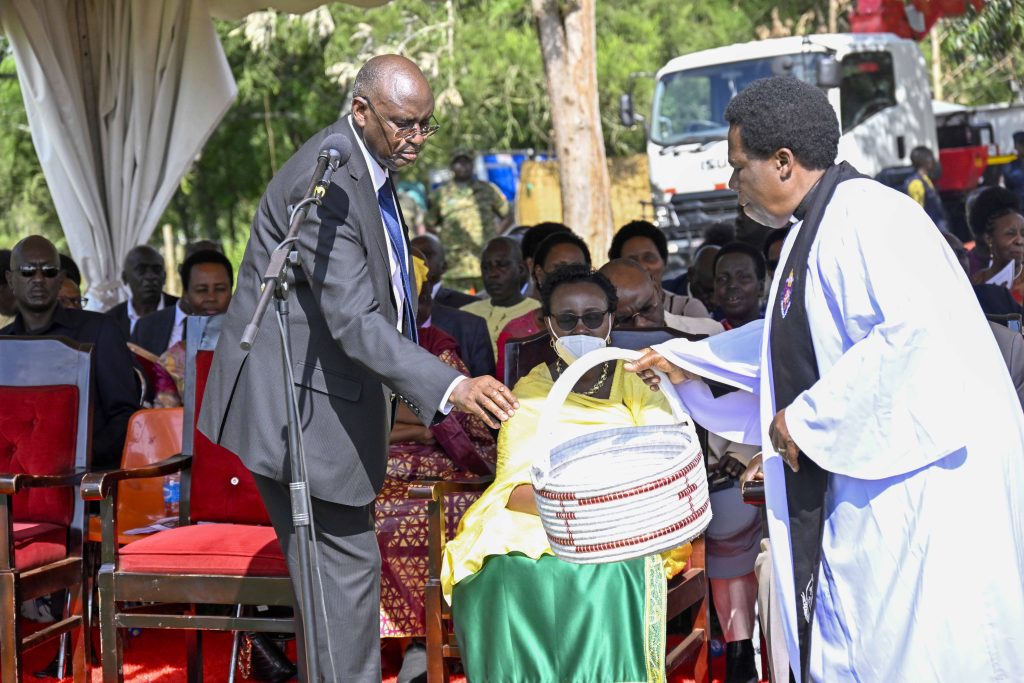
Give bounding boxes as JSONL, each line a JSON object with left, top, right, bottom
{"left": 532, "top": 0, "right": 613, "bottom": 262}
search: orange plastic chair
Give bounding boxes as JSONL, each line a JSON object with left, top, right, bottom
{"left": 86, "top": 409, "right": 183, "bottom": 547}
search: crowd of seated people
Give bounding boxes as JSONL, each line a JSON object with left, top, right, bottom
{"left": 8, "top": 193, "right": 1024, "bottom": 683}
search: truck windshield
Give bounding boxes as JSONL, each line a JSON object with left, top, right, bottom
{"left": 650, "top": 53, "right": 824, "bottom": 147}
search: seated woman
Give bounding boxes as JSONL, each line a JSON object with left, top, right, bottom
{"left": 494, "top": 231, "right": 591, "bottom": 382}
{"left": 376, "top": 257, "right": 497, "bottom": 672}
{"left": 150, "top": 250, "right": 234, "bottom": 407}
{"left": 442, "top": 264, "right": 691, "bottom": 683}
{"left": 967, "top": 186, "right": 1024, "bottom": 303}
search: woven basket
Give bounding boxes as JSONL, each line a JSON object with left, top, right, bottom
{"left": 530, "top": 346, "right": 712, "bottom": 564}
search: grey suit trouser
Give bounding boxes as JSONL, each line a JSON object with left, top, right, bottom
{"left": 253, "top": 473, "right": 381, "bottom": 683}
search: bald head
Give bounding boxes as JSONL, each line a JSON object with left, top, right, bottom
{"left": 122, "top": 244, "right": 167, "bottom": 306}
{"left": 480, "top": 236, "right": 527, "bottom": 304}
{"left": 353, "top": 54, "right": 431, "bottom": 104}
{"left": 11, "top": 235, "right": 59, "bottom": 268}
{"left": 8, "top": 235, "right": 63, "bottom": 317}
{"left": 410, "top": 233, "right": 446, "bottom": 284}
{"left": 351, "top": 54, "right": 435, "bottom": 173}
{"left": 600, "top": 258, "right": 664, "bottom": 328}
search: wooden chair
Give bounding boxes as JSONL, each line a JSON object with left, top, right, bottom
{"left": 0, "top": 336, "right": 93, "bottom": 683}
{"left": 414, "top": 327, "right": 710, "bottom": 682}
{"left": 84, "top": 315, "right": 296, "bottom": 682}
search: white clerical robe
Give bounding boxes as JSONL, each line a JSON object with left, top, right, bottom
{"left": 654, "top": 179, "right": 1024, "bottom": 681}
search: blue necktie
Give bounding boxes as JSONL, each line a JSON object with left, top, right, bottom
{"left": 377, "top": 183, "right": 418, "bottom": 343}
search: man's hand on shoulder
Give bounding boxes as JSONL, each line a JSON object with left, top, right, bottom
{"left": 450, "top": 376, "right": 519, "bottom": 429}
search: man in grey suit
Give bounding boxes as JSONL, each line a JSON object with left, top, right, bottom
{"left": 198, "top": 55, "right": 517, "bottom": 682}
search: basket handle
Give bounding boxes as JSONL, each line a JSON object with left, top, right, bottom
{"left": 532, "top": 346, "right": 689, "bottom": 488}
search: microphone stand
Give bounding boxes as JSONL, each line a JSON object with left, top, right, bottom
{"left": 239, "top": 148, "right": 341, "bottom": 683}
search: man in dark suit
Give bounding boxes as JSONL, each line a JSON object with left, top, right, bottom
{"left": 410, "top": 232, "right": 478, "bottom": 308}
{"left": 412, "top": 234, "right": 494, "bottom": 376}
{"left": 198, "top": 55, "right": 517, "bottom": 682}
{"left": 131, "top": 250, "right": 233, "bottom": 356}
{"left": 2, "top": 236, "right": 138, "bottom": 469}
{"left": 105, "top": 245, "right": 178, "bottom": 338}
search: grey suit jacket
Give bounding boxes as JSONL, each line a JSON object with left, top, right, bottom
{"left": 197, "top": 117, "right": 460, "bottom": 506}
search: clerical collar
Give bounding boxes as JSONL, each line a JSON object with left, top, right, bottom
{"left": 791, "top": 173, "right": 828, "bottom": 222}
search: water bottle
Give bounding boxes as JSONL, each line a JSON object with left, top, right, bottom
{"left": 163, "top": 473, "right": 180, "bottom": 519}
{"left": 709, "top": 637, "right": 725, "bottom": 658}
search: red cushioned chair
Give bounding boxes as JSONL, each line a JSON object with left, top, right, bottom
{"left": 84, "top": 315, "right": 295, "bottom": 682}
{"left": 414, "top": 327, "right": 710, "bottom": 683}
{"left": 0, "top": 336, "right": 93, "bottom": 683}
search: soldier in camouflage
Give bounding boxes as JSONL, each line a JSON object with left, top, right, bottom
{"left": 426, "top": 151, "right": 512, "bottom": 289}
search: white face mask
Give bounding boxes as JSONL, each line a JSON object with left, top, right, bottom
{"left": 546, "top": 317, "right": 611, "bottom": 364}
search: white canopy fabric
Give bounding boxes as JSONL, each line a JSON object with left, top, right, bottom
{"left": 0, "top": 0, "right": 237, "bottom": 309}
{"left": 1, "top": 0, "right": 387, "bottom": 309}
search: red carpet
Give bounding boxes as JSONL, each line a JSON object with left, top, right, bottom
{"left": 22, "top": 626, "right": 753, "bottom": 682}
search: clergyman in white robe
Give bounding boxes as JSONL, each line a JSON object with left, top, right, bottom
{"left": 652, "top": 178, "right": 1024, "bottom": 681}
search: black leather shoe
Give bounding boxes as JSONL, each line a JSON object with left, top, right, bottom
{"left": 245, "top": 632, "right": 297, "bottom": 682}
{"left": 397, "top": 640, "right": 428, "bottom": 683}
{"left": 725, "top": 638, "right": 758, "bottom": 683}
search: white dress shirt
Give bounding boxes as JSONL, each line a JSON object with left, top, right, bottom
{"left": 126, "top": 291, "right": 167, "bottom": 333}
{"left": 347, "top": 117, "right": 465, "bottom": 411}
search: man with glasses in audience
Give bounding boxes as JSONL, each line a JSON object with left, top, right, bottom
{"left": 2, "top": 235, "right": 138, "bottom": 469}
{"left": 199, "top": 54, "right": 517, "bottom": 683}
{"left": 600, "top": 258, "right": 723, "bottom": 336}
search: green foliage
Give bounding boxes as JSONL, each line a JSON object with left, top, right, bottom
{"left": 0, "top": 38, "right": 64, "bottom": 251}
{"left": 938, "top": 0, "right": 1024, "bottom": 105}
{"left": 1, "top": 0, "right": 1016, "bottom": 259}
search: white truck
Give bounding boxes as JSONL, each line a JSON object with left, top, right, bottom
{"left": 620, "top": 33, "right": 943, "bottom": 252}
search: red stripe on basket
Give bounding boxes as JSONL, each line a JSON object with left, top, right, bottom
{"left": 676, "top": 482, "right": 699, "bottom": 500}
{"left": 554, "top": 511, "right": 577, "bottom": 520}
{"left": 546, "top": 498, "right": 711, "bottom": 554}
{"left": 573, "top": 452, "right": 703, "bottom": 506}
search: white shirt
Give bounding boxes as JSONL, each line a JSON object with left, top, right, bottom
{"left": 126, "top": 291, "right": 167, "bottom": 333}
{"left": 349, "top": 117, "right": 408, "bottom": 332}
{"left": 348, "top": 117, "right": 465, "bottom": 410}
{"left": 167, "top": 301, "right": 188, "bottom": 349}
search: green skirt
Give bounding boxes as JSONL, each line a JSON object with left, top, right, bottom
{"left": 451, "top": 552, "right": 666, "bottom": 683}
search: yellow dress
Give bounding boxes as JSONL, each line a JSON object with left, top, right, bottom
{"left": 441, "top": 359, "right": 691, "bottom": 604}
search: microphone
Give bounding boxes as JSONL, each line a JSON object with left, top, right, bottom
{"left": 313, "top": 134, "right": 353, "bottom": 198}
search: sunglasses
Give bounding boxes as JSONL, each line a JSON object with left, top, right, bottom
{"left": 549, "top": 311, "right": 609, "bottom": 332}
{"left": 18, "top": 265, "right": 61, "bottom": 279}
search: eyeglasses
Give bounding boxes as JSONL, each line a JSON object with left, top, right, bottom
{"left": 614, "top": 302, "right": 661, "bottom": 327}
{"left": 59, "top": 296, "right": 88, "bottom": 308}
{"left": 18, "top": 265, "right": 61, "bottom": 279}
{"left": 358, "top": 97, "right": 440, "bottom": 141}
{"left": 549, "top": 311, "right": 610, "bottom": 332}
